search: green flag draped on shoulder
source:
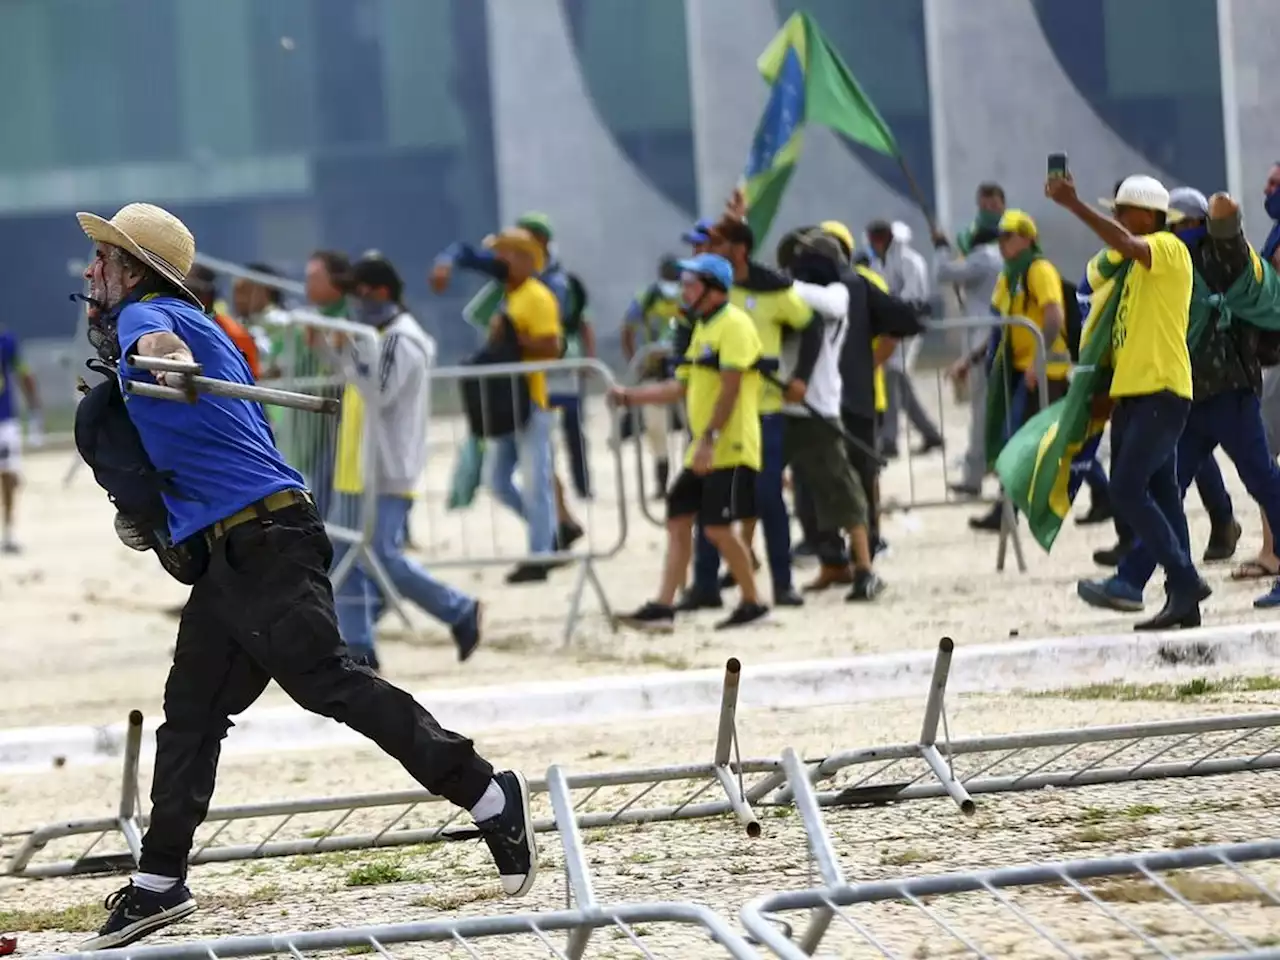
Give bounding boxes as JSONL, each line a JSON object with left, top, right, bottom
{"left": 744, "top": 13, "right": 900, "bottom": 241}
{"left": 994, "top": 250, "right": 1130, "bottom": 551}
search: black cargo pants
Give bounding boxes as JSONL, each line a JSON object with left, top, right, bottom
{"left": 138, "top": 501, "right": 493, "bottom": 879}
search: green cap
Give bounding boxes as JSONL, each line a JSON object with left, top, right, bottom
{"left": 515, "top": 211, "right": 554, "bottom": 241}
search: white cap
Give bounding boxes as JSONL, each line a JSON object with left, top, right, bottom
{"left": 1101, "top": 175, "right": 1170, "bottom": 214}
{"left": 890, "top": 220, "right": 913, "bottom": 244}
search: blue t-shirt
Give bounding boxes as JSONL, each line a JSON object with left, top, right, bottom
{"left": 0, "top": 332, "right": 20, "bottom": 422}
{"left": 116, "top": 297, "right": 306, "bottom": 543}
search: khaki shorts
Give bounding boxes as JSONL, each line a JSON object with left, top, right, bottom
{"left": 783, "top": 415, "right": 868, "bottom": 532}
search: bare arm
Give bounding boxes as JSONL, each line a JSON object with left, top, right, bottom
{"left": 518, "top": 333, "right": 563, "bottom": 359}
{"left": 621, "top": 323, "right": 637, "bottom": 361}
{"left": 1041, "top": 301, "right": 1064, "bottom": 347}
{"left": 873, "top": 337, "right": 899, "bottom": 367}
{"left": 135, "top": 331, "right": 194, "bottom": 364}
{"left": 1047, "top": 176, "right": 1151, "bottom": 268}
{"left": 19, "top": 371, "right": 39, "bottom": 412}
{"left": 624, "top": 379, "right": 686, "bottom": 406}
{"left": 580, "top": 320, "right": 597, "bottom": 359}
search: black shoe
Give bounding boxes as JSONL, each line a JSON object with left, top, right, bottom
{"left": 968, "top": 505, "right": 1003, "bottom": 532}
{"left": 791, "top": 541, "right": 819, "bottom": 563}
{"left": 846, "top": 569, "right": 886, "bottom": 602}
{"left": 1093, "top": 541, "right": 1133, "bottom": 568}
{"left": 913, "top": 437, "right": 944, "bottom": 456}
{"left": 476, "top": 771, "right": 539, "bottom": 897}
{"left": 714, "top": 601, "right": 770, "bottom": 630}
{"left": 676, "top": 588, "right": 723, "bottom": 611}
{"left": 452, "top": 601, "right": 483, "bottom": 663}
{"left": 1134, "top": 580, "right": 1212, "bottom": 632}
{"left": 773, "top": 587, "right": 804, "bottom": 607}
{"left": 615, "top": 601, "right": 676, "bottom": 634}
{"left": 948, "top": 482, "right": 982, "bottom": 499}
{"left": 880, "top": 442, "right": 900, "bottom": 460}
{"left": 1203, "top": 520, "right": 1242, "bottom": 563}
{"left": 81, "top": 882, "right": 197, "bottom": 951}
{"left": 505, "top": 562, "right": 550, "bottom": 584}
{"left": 872, "top": 537, "right": 891, "bottom": 560}
{"left": 556, "top": 520, "right": 584, "bottom": 552}
{"left": 1076, "top": 497, "right": 1114, "bottom": 526}
{"left": 718, "top": 554, "right": 761, "bottom": 589}
{"left": 654, "top": 460, "right": 670, "bottom": 499}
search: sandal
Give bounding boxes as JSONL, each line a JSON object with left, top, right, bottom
{"left": 1231, "top": 559, "right": 1280, "bottom": 581}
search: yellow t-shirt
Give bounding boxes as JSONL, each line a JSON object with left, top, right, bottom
{"left": 990, "top": 258, "right": 1070, "bottom": 379}
{"left": 728, "top": 284, "right": 812, "bottom": 414}
{"left": 1110, "top": 231, "right": 1194, "bottom": 400}
{"left": 856, "top": 265, "right": 891, "bottom": 413}
{"left": 676, "top": 303, "right": 763, "bottom": 470}
{"left": 504, "top": 278, "right": 562, "bottom": 409}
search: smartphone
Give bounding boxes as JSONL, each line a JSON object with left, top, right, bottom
{"left": 1048, "top": 153, "right": 1069, "bottom": 179}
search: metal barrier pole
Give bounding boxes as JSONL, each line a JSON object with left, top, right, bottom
{"left": 712, "top": 658, "right": 760, "bottom": 838}
{"left": 915, "top": 639, "right": 975, "bottom": 815}
{"left": 117, "top": 710, "right": 145, "bottom": 866}
{"left": 781, "top": 748, "right": 843, "bottom": 956}
{"left": 623, "top": 343, "right": 681, "bottom": 529}
{"left": 547, "top": 764, "right": 599, "bottom": 960}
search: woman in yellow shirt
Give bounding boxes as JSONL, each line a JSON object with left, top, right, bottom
{"left": 1047, "top": 173, "right": 1207, "bottom": 631}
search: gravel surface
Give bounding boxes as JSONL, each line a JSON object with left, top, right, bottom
{"left": 3, "top": 690, "right": 1280, "bottom": 958}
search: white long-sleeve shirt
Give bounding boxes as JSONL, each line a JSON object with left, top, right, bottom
{"left": 783, "top": 280, "right": 849, "bottom": 419}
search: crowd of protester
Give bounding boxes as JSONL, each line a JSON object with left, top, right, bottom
{"left": 7, "top": 162, "right": 1280, "bottom": 664}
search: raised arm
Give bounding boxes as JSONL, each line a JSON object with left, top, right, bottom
{"left": 1046, "top": 175, "right": 1152, "bottom": 269}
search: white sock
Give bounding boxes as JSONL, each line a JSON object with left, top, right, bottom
{"left": 469, "top": 779, "right": 506, "bottom": 822}
{"left": 131, "top": 871, "right": 179, "bottom": 893}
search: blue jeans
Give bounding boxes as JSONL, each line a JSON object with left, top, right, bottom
{"left": 1119, "top": 389, "right": 1280, "bottom": 590}
{"left": 333, "top": 494, "right": 475, "bottom": 658}
{"left": 693, "top": 413, "right": 792, "bottom": 594}
{"left": 488, "top": 407, "right": 557, "bottom": 554}
{"left": 550, "top": 392, "right": 591, "bottom": 499}
{"left": 1109, "top": 392, "right": 1198, "bottom": 594}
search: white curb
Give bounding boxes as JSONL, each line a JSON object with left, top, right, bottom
{"left": 3, "top": 622, "right": 1278, "bottom": 773}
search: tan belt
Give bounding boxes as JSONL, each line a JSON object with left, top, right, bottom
{"left": 206, "top": 488, "right": 312, "bottom": 543}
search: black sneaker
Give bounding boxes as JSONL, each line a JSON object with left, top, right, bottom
{"left": 556, "top": 520, "right": 584, "bottom": 552}
{"left": 81, "top": 882, "right": 197, "bottom": 951}
{"left": 846, "top": 569, "right": 886, "bottom": 602}
{"left": 476, "top": 771, "right": 538, "bottom": 897}
{"left": 452, "top": 600, "right": 483, "bottom": 663}
{"left": 773, "top": 587, "right": 804, "bottom": 607}
{"left": 505, "top": 562, "right": 550, "bottom": 584}
{"left": 1093, "top": 541, "right": 1133, "bottom": 568}
{"left": 676, "top": 588, "right": 723, "bottom": 611}
{"left": 968, "top": 505, "right": 1003, "bottom": 532}
{"left": 615, "top": 601, "right": 676, "bottom": 634}
{"left": 714, "top": 602, "right": 770, "bottom": 630}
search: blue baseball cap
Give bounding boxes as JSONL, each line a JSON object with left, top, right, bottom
{"left": 681, "top": 217, "right": 716, "bottom": 245}
{"left": 675, "top": 253, "right": 734, "bottom": 291}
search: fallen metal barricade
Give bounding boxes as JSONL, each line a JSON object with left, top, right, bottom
{"left": 771, "top": 639, "right": 1280, "bottom": 813}
{"left": 741, "top": 838, "right": 1280, "bottom": 958}
{"left": 33, "top": 764, "right": 760, "bottom": 960}
{"left": 420, "top": 356, "right": 629, "bottom": 644}
{"left": 4, "top": 660, "right": 770, "bottom": 879}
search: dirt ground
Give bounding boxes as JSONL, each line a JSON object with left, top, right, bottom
{"left": 5, "top": 379, "right": 1280, "bottom": 731}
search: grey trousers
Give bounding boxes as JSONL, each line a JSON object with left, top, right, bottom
{"left": 960, "top": 364, "right": 989, "bottom": 488}
{"left": 882, "top": 364, "right": 943, "bottom": 448}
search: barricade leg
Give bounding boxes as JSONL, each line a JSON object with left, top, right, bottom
{"left": 117, "top": 710, "right": 145, "bottom": 866}
{"left": 561, "top": 556, "right": 617, "bottom": 647}
{"left": 916, "top": 639, "right": 975, "bottom": 815}
{"left": 712, "top": 658, "right": 761, "bottom": 838}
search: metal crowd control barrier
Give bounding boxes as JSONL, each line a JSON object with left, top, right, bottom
{"left": 3, "top": 660, "right": 767, "bottom": 879}
{"left": 33, "top": 764, "right": 760, "bottom": 960}
{"left": 621, "top": 342, "right": 685, "bottom": 528}
{"left": 742, "top": 839, "right": 1280, "bottom": 958}
{"left": 421, "top": 356, "right": 628, "bottom": 644}
{"left": 885, "top": 314, "right": 1054, "bottom": 574}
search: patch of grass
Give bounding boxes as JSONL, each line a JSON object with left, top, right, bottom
{"left": 287, "top": 849, "right": 365, "bottom": 872}
{"left": 1122, "top": 804, "right": 1162, "bottom": 819}
{"left": 612, "top": 924, "right": 651, "bottom": 939}
{"left": 1085, "top": 874, "right": 1275, "bottom": 905}
{"left": 1033, "top": 675, "right": 1280, "bottom": 702}
{"left": 1078, "top": 807, "right": 1109, "bottom": 824}
{"left": 880, "top": 847, "right": 929, "bottom": 867}
{"left": 412, "top": 885, "right": 504, "bottom": 911}
{"left": 636, "top": 651, "right": 691, "bottom": 670}
{"left": 345, "top": 860, "right": 422, "bottom": 887}
{"left": 582, "top": 828, "right": 609, "bottom": 845}
{"left": 1072, "top": 822, "right": 1148, "bottom": 845}
{"left": 0, "top": 901, "right": 106, "bottom": 933}
{"left": 204, "top": 885, "right": 285, "bottom": 912}
{"left": 625, "top": 851, "right": 658, "bottom": 864}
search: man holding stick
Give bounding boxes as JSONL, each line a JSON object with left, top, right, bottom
{"left": 74, "top": 204, "right": 538, "bottom": 950}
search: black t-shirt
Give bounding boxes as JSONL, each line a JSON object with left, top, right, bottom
{"left": 836, "top": 267, "right": 877, "bottom": 420}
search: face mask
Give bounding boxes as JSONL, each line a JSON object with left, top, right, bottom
{"left": 658, "top": 280, "right": 680, "bottom": 300}
{"left": 1265, "top": 191, "right": 1280, "bottom": 222}
{"left": 350, "top": 297, "right": 399, "bottom": 328}
{"left": 1175, "top": 224, "right": 1208, "bottom": 250}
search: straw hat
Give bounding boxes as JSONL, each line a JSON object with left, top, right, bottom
{"left": 483, "top": 226, "right": 546, "bottom": 273}
{"left": 77, "top": 203, "right": 199, "bottom": 301}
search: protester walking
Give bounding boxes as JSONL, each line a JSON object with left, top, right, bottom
{"left": 866, "top": 219, "right": 943, "bottom": 458}
{"left": 610, "top": 253, "right": 768, "bottom": 632}
{"left": 326, "top": 254, "right": 484, "bottom": 670}
{"left": 1046, "top": 174, "right": 1209, "bottom": 629}
{"left": 1077, "top": 189, "right": 1280, "bottom": 621}
{"left": 73, "top": 204, "right": 537, "bottom": 950}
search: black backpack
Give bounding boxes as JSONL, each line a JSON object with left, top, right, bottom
{"left": 459, "top": 317, "right": 532, "bottom": 439}
{"left": 74, "top": 359, "right": 210, "bottom": 584}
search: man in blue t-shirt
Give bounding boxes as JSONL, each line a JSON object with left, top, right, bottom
{"left": 0, "top": 329, "right": 42, "bottom": 552}
{"left": 74, "top": 204, "right": 538, "bottom": 952}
